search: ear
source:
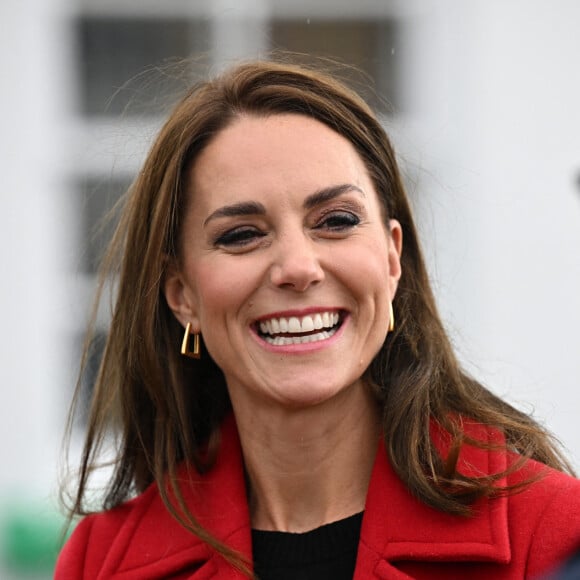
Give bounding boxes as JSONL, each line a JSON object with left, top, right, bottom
{"left": 162, "top": 258, "right": 201, "bottom": 332}
{"left": 387, "top": 219, "right": 403, "bottom": 299}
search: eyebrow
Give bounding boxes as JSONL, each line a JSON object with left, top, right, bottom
{"left": 303, "top": 183, "right": 365, "bottom": 210}
{"left": 203, "top": 183, "right": 365, "bottom": 227}
{"left": 203, "top": 201, "right": 266, "bottom": 226}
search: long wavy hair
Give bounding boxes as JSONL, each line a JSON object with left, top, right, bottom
{"left": 63, "top": 59, "right": 573, "bottom": 574}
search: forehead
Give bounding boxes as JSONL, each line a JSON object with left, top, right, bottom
{"left": 187, "top": 114, "right": 374, "bottom": 208}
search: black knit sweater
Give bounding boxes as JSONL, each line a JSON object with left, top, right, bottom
{"left": 252, "top": 512, "right": 363, "bottom": 580}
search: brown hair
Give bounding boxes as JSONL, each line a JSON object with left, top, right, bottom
{"left": 63, "top": 59, "right": 573, "bottom": 573}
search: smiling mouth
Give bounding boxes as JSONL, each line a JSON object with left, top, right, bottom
{"left": 256, "top": 311, "right": 344, "bottom": 346}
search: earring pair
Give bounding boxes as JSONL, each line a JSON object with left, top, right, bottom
{"left": 181, "top": 322, "right": 200, "bottom": 359}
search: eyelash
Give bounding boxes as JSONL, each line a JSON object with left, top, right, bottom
{"left": 213, "top": 210, "right": 361, "bottom": 249}
{"left": 214, "top": 227, "right": 265, "bottom": 247}
{"left": 316, "top": 210, "right": 360, "bottom": 231}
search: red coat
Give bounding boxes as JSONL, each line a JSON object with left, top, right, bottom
{"left": 56, "top": 416, "right": 580, "bottom": 579}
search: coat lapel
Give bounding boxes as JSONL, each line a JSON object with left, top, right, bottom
{"left": 358, "top": 423, "right": 511, "bottom": 578}
{"left": 99, "top": 415, "right": 252, "bottom": 579}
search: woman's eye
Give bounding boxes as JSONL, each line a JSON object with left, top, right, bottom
{"left": 317, "top": 211, "right": 360, "bottom": 231}
{"left": 214, "top": 227, "right": 265, "bottom": 247}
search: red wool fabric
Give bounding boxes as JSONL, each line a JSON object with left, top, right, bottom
{"left": 56, "top": 415, "right": 580, "bottom": 579}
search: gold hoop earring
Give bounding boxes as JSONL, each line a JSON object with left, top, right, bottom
{"left": 389, "top": 302, "right": 395, "bottom": 332}
{"left": 181, "top": 322, "right": 201, "bottom": 359}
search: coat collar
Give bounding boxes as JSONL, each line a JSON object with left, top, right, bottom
{"left": 99, "top": 415, "right": 252, "bottom": 579}
{"left": 103, "top": 415, "right": 511, "bottom": 578}
{"left": 358, "top": 420, "right": 511, "bottom": 578}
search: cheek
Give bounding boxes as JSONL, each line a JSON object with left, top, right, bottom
{"left": 344, "top": 238, "right": 392, "bottom": 285}
{"left": 189, "top": 262, "right": 230, "bottom": 313}
{"left": 344, "top": 243, "right": 394, "bottom": 323}
{"left": 189, "top": 258, "right": 260, "bottom": 322}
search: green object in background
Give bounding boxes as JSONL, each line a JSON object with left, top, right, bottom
{"left": 1, "top": 498, "right": 69, "bottom": 574}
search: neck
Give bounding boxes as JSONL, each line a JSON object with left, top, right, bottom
{"left": 233, "top": 382, "right": 381, "bottom": 532}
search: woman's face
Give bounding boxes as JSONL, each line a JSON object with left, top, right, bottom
{"left": 164, "top": 114, "right": 402, "bottom": 411}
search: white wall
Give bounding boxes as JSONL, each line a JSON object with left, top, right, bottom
{"left": 406, "top": 0, "right": 580, "bottom": 465}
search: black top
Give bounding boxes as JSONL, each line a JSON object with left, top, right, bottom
{"left": 251, "top": 511, "right": 363, "bottom": 580}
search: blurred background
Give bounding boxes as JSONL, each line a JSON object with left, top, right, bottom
{"left": 1, "top": 0, "right": 579, "bottom": 576}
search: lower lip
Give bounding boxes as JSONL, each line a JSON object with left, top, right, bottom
{"left": 252, "top": 315, "right": 349, "bottom": 354}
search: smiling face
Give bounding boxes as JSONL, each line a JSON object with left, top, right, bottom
{"left": 164, "top": 114, "right": 402, "bottom": 414}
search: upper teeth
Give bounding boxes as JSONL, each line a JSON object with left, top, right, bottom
{"left": 259, "top": 312, "right": 340, "bottom": 335}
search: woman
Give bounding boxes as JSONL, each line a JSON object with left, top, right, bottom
{"left": 56, "top": 60, "right": 580, "bottom": 579}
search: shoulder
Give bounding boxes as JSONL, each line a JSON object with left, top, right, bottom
{"left": 456, "top": 421, "right": 580, "bottom": 536}
{"left": 458, "top": 422, "right": 580, "bottom": 575}
{"left": 55, "top": 418, "right": 251, "bottom": 578}
{"left": 54, "top": 485, "right": 176, "bottom": 579}
{"left": 505, "top": 458, "right": 580, "bottom": 576}
{"left": 364, "top": 421, "right": 580, "bottom": 578}
{"left": 54, "top": 476, "right": 235, "bottom": 579}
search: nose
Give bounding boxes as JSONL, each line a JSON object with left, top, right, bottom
{"left": 269, "top": 232, "right": 325, "bottom": 292}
